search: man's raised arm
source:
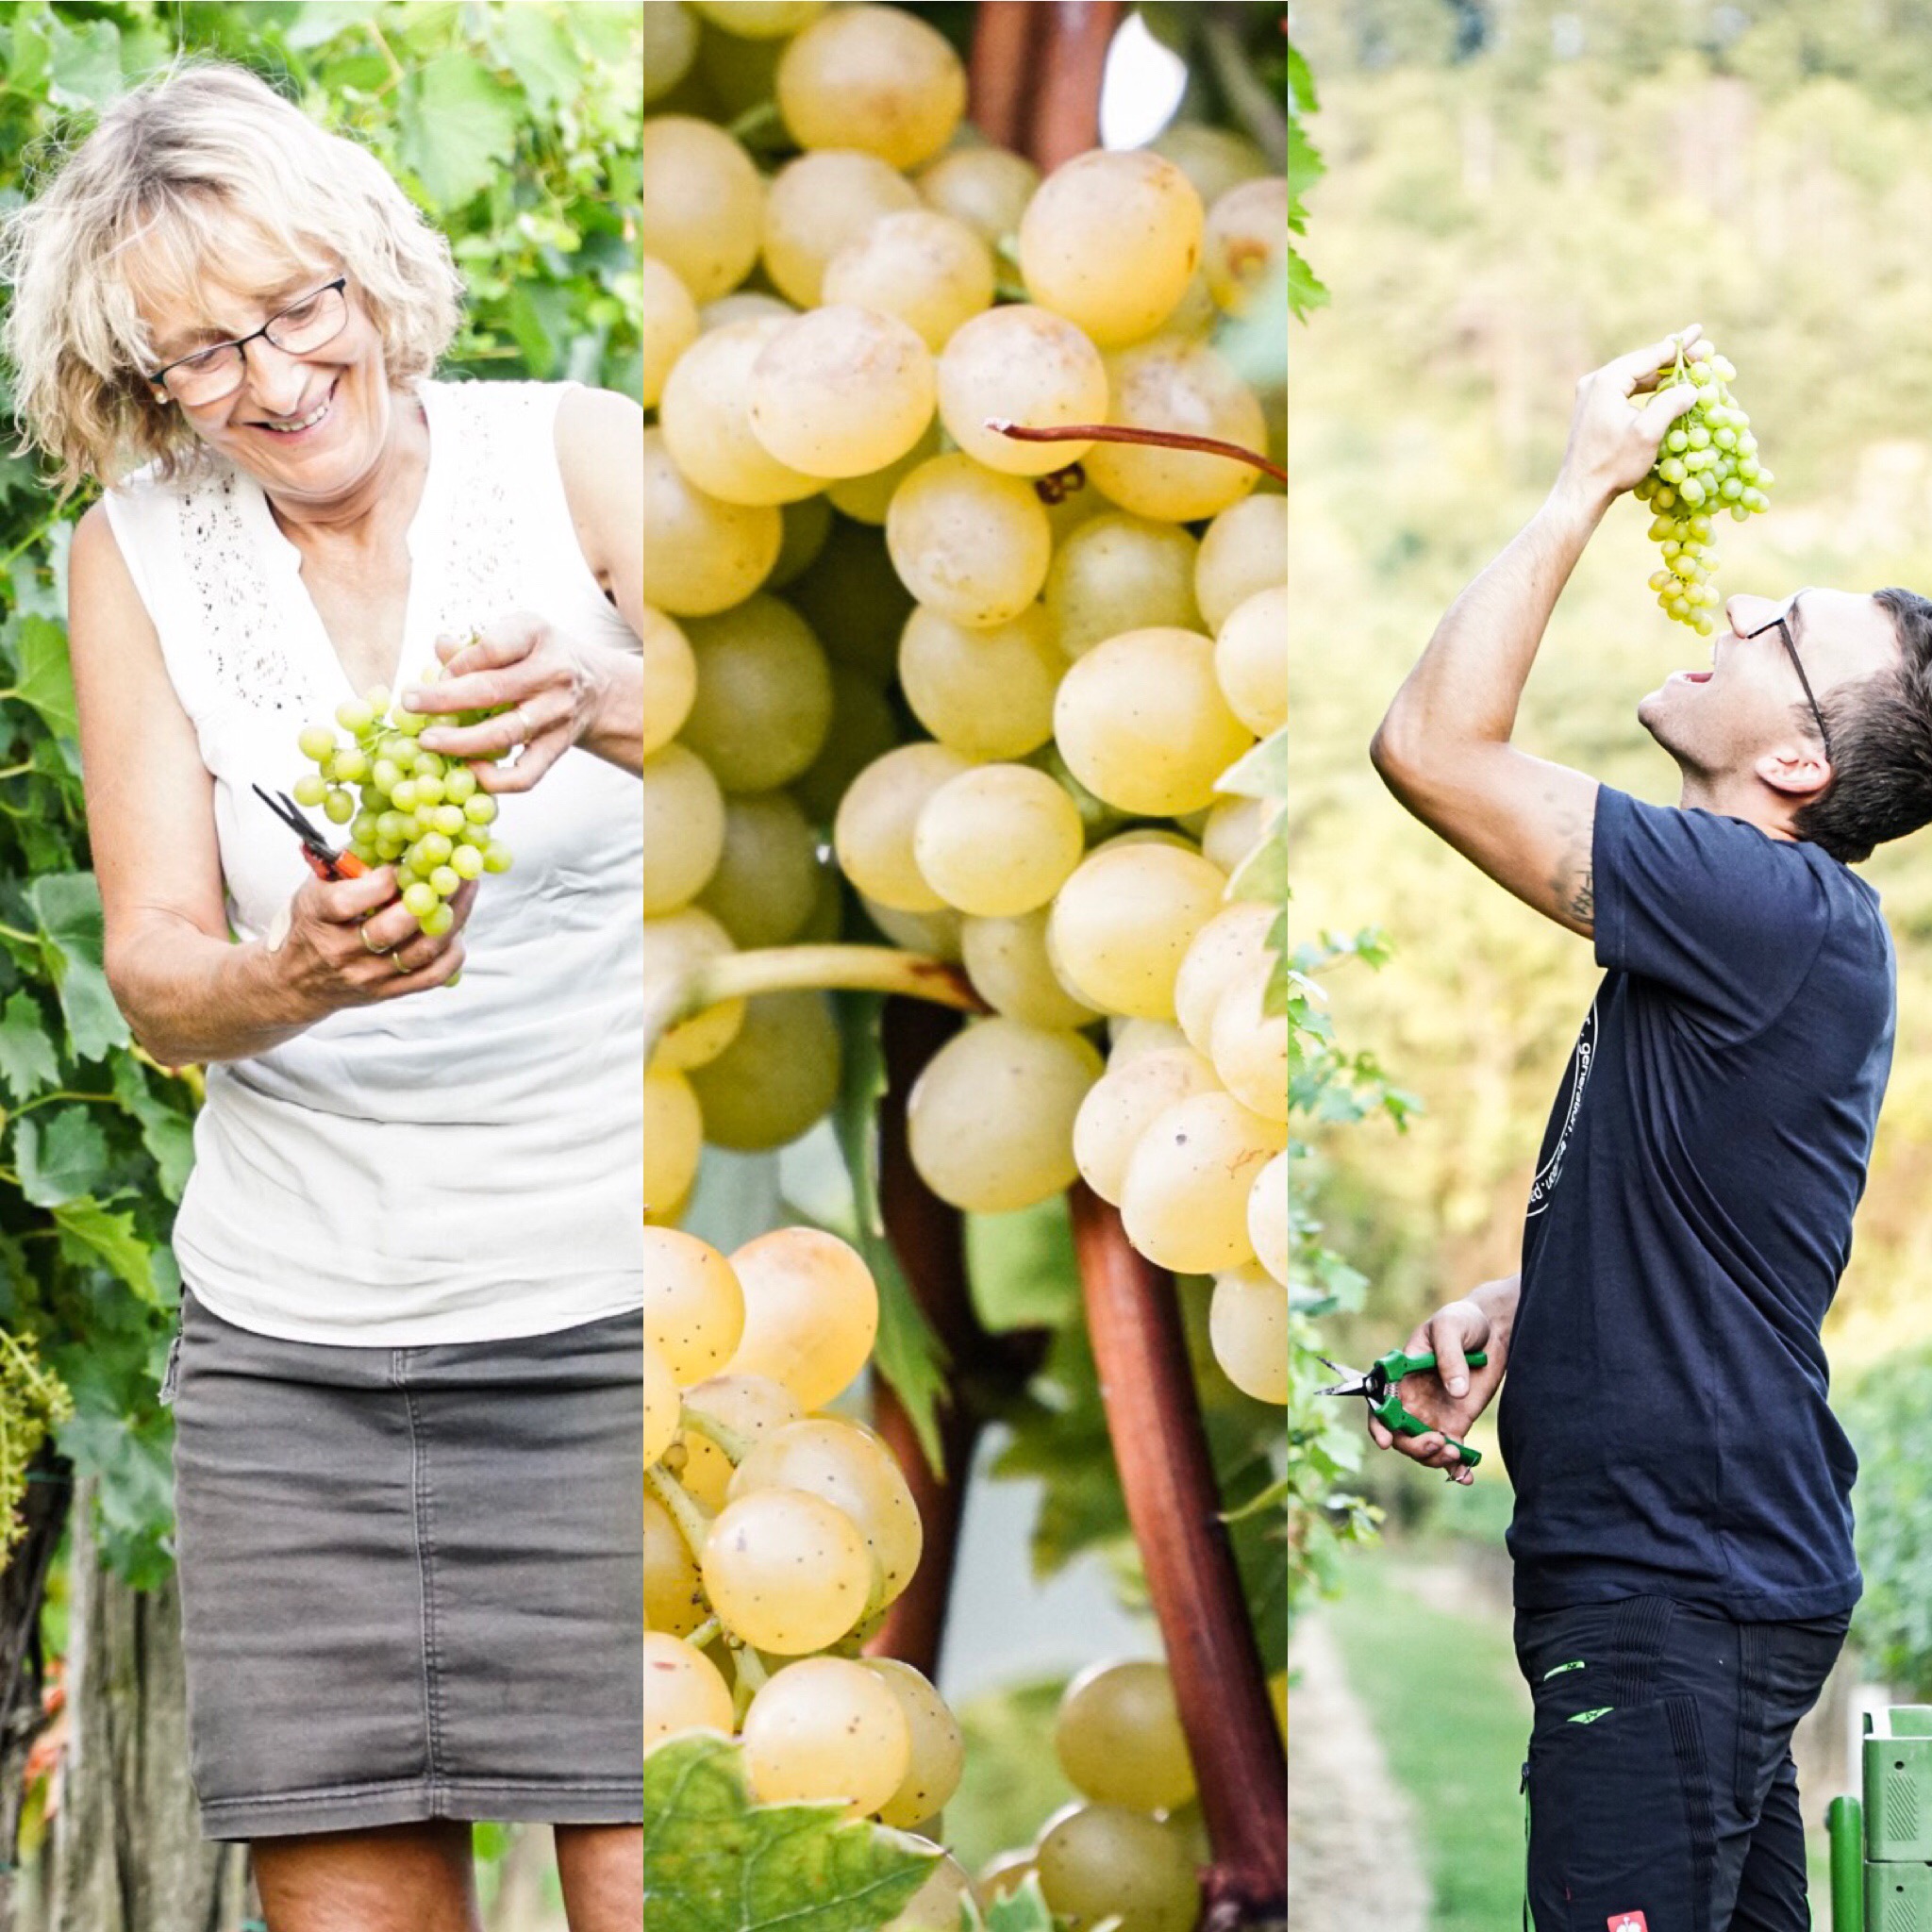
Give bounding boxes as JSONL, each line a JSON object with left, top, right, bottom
{"left": 1369, "top": 329, "right": 1701, "bottom": 937}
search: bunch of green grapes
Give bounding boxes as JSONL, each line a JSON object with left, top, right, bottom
{"left": 642, "top": 1224, "right": 966, "bottom": 1843}
{"left": 292, "top": 664, "right": 512, "bottom": 937}
{"left": 1632, "top": 341, "right": 1774, "bottom": 636}
{"left": 0, "top": 1329, "right": 73, "bottom": 1555}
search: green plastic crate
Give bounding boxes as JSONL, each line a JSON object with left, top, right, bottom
{"left": 1867, "top": 1710, "right": 1932, "bottom": 1861}
{"left": 1867, "top": 1860, "right": 1932, "bottom": 1931}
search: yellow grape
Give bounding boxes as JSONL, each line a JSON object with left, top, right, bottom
{"left": 639, "top": 256, "right": 699, "bottom": 409}
{"left": 641, "top": 1491, "right": 704, "bottom": 1638}
{"left": 1195, "top": 492, "right": 1287, "bottom": 632}
{"left": 626, "top": 617, "right": 700, "bottom": 784}
{"left": 794, "top": 664, "right": 900, "bottom": 823}
{"left": 978, "top": 1851, "right": 1040, "bottom": 1905}
{"left": 642, "top": 1067, "right": 705, "bottom": 1222}
{"left": 1035, "top": 1802, "right": 1200, "bottom": 1932}
{"left": 659, "top": 319, "right": 827, "bottom": 508}
{"left": 1018, "top": 148, "right": 1204, "bottom": 347}
{"left": 1202, "top": 794, "right": 1272, "bottom": 874}
{"left": 723, "top": 1226, "right": 879, "bottom": 1409}
{"left": 822, "top": 208, "right": 995, "bottom": 352}
{"left": 641, "top": 907, "right": 743, "bottom": 1073}
{"left": 688, "top": 991, "right": 841, "bottom": 1153}
{"left": 788, "top": 517, "right": 914, "bottom": 678}
{"left": 1215, "top": 584, "right": 1288, "bottom": 737}
{"left": 1045, "top": 512, "right": 1202, "bottom": 658}
{"left": 741, "top": 1656, "right": 911, "bottom": 1815}
{"left": 770, "top": 492, "right": 834, "bottom": 588}
{"left": 1107, "top": 1018, "right": 1193, "bottom": 1065}
{"left": 1174, "top": 900, "right": 1278, "bottom": 1054}
{"left": 701, "top": 1487, "right": 874, "bottom": 1654}
{"left": 638, "top": 117, "right": 764, "bottom": 303}
{"left": 960, "top": 908, "right": 1102, "bottom": 1031}
{"left": 1249, "top": 1150, "right": 1288, "bottom": 1287}
{"left": 762, "top": 149, "right": 921, "bottom": 308}
{"left": 641, "top": 1226, "right": 744, "bottom": 1387}
{"left": 643, "top": 1338, "right": 680, "bottom": 1468}
{"left": 1054, "top": 1658, "right": 1196, "bottom": 1812}
{"left": 700, "top": 291, "right": 796, "bottom": 332}
{"left": 678, "top": 594, "right": 834, "bottom": 792}
{"left": 775, "top": 6, "right": 966, "bottom": 171}
{"left": 861, "top": 895, "right": 963, "bottom": 963}
{"left": 676, "top": 1372, "right": 804, "bottom": 1512}
{"left": 861, "top": 1658, "right": 965, "bottom": 1828}
{"left": 1210, "top": 960, "right": 1288, "bottom": 1124}
{"left": 640, "top": 6, "right": 698, "bottom": 105}
{"left": 729, "top": 1416, "right": 923, "bottom": 1604}
{"left": 1054, "top": 626, "right": 1253, "bottom": 817}
{"left": 914, "top": 763, "right": 1085, "bottom": 916}
{"left": 1209, "top": 1264, "right": 1290, "bottom": 1404}
{"left": 690, "top": 0, "right": 827, "bottom": 32}
{"left": 695, "top": 791, "right": 824, "bottom": 948}
{"left": 915, "top": 145, "right": 1041, "bottom": 247}
{"left": 882, "top": 1855, "right": 974, "bottom": 1931}
{"left": 834, "top": 741, "right": 974, "bottom": 912}
{"left": 1149, "top": 123, "right": 1273, "bottom": 208}
{"left": 1072, "top": 1046, "right": 1222, "bottom": 1207}
{"left": 936, "top": 305, "right": 1108, "bottom": 475}
{"left": 641, "top": 428, "right": 782, "bottom": 617}
{"left": 1086, "top": 341, "right": 1268, "bottom": 523}
{"left": 748, "top": 305, "right": 937, "bottom": 479}
{"left": 1121, "top": 1091, "right": 1288, "bottom": 1274}
{"left": 825, "top": 420, "right": 943, "bottom": 526}
{"left": 897, "top": 602, "right": 1062, "bottom": 759}
{"left": 1203, "top": 176, "right": 1290, "bottom": 314}
{"left": 639, "top": 743, "right": 726, "bottom": 915}
{"left": 1046, "top": 842, "right": 1227, "bottom": 1020}
{"left": 885, "top": 453, "right": 1052, "bottom": 628}
{"left": 642, "top": 1633, "right": 734, "bottom": 1745}
{"left": 907, "top": 1017, "right": 1103, "bottom": 1212}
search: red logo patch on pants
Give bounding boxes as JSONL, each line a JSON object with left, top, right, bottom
{"left": 1607, "top": 1916, "right": 1649, "bottom": 1932}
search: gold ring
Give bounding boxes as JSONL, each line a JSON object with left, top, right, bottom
{"left": 360, "top": 924, "right": 390, "bottom": 958}
{"left": 391, "top": 948, "right": 410, "bottom": 975}
{"left": 513, "top": 704, "right": 533, "bottom": 745}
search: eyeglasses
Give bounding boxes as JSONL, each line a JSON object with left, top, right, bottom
{"left": 147, "top": 278, "right": 349, "bottom": 407}
{"left": 1740, "top": 589, "right": 1833, "bottom": 767}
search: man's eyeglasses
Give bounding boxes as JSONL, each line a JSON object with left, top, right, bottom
{"left": 1740, "top": 590, "right": 1833, "bottom": 766}
{"left": 147, "top": 278, "right": 349, "bottom": 408}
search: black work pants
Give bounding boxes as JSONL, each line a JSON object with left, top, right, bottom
{"left": 1514, "top": 1595, "right": 1848, "bottom": 1932}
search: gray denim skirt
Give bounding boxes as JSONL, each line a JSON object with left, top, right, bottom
{"left": 165, "top": 1289, "right": 644, "bottom": 1841}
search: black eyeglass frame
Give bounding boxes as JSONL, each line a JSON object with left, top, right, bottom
{"left": 1740, "top": 591, "right": 1833, "bottom": 768}
{"left": 145, "top": 277, "right": 350, "bottom": 399}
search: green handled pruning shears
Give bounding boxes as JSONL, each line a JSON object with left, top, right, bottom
{"left": 1316, "top": 1348, "right": 1489, "bottom": 1472}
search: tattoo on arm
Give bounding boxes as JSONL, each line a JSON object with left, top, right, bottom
{"left": 1548, "top": 804, "right": 1595, "bottom": 929}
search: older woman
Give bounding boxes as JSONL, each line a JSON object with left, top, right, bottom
{"left": 2, "top": 61, "right": 645, "bottom": 1932}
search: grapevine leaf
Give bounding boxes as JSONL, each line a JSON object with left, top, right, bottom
{"left": 27, "top": 873, "right": 128, "bottom": 1063}
{"left": 1228, "top": 806, "right": 1287, "bottom": 907}
{"left": 1216, "top": 730, "right": 1288, "bottom": 802}
{"left": 57, "top": 1395, "right": 175, "bottom": 1589}
{"left": 831, "top": 992, "right": 949, "bottom": 1475}
{"left": 641, "top": 1732, "right": 937, "bottom": 1932}
{"left": 1287, "top": 245, "right": 1330, "bottom": 322}
{"left": 0, "top": 991, "right": 58, "bottom": 1102}
{"left": 51, "top": 1199, "right": 158, "bottom": 1305}
{"left": 44, "top": 13, "right": 121, "bottom": 110}
{"left": 15, "top": 1107, "right": 111, "bottom": 1208}
{"left": 5, "top": 613, "right": 78, "bottom": 741}
{"left": 982, "top": 1875, "right": 1063, "bottom": 1931}
{"left": 110, "top": 1055, "right": 196, "bottom": 1203}
{"left": 398, "top": 52, "right": 522, "bottom": 208}
{"left": 491, "top": 6, "right": 581, "bottom": 116}
{"left": 1285, "top": 42, "right": 1319, "bottom": 116}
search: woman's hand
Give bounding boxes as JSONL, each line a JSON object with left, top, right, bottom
{"left": 272, "top": 866, "right": 475, "bottom": 1012}
{"left": 402, "top": 614, "right": 613, "bottom": 794}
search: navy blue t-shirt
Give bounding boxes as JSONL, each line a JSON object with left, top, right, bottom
{"left": 1500, "top": 787, "right": 1893, "bottom": 1620}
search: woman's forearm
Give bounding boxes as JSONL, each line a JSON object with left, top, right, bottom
{"left": 108, "top": 913, "right": 320, "bottom": 1067}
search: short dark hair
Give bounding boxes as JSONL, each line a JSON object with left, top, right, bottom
{"left": 1790, "top": 588, "right": 1932, "bottom": 864}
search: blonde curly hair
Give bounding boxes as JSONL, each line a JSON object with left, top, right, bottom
{"left": 0, "top": 58, "right": 463, "bottom": 491}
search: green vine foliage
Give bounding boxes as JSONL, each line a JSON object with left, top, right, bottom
{"left": 0, "top": 0, "right": 641, "bottom": 1584}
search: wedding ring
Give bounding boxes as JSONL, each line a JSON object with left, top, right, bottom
{"left": 511, "top": 704, "right": 533, "bottom": 745}
{"left": 360, "top": 924, "right": 390, "bottom": 958}
{"left": 391, "top": 949, "right": 410, "bottom": 975}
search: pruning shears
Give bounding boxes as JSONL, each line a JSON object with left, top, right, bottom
{"left": 1317, "top": 1347, "right": 1488, "bottom": 1473}
{"left": 252, "top": 784, "right": 368, "bottom": 882}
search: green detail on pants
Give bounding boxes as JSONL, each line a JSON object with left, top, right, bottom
{"left": 1567, "top": 1706, "right": 1615, "bottom": 1724}
{"left": 1541, "top": 1658, "right": 1587, "bottom": 1680}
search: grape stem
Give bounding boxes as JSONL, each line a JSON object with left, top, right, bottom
{"left": 677, "top": 1406, "right": 754, "bottom": 1465}
{"left": 1069, "top": 1184, "right": 1287, "bottom": 1932}
{"left": 986, "top": 419, "right": 1288, "bottom": 487}
{"left": 643, "top": 1462, "right": 712, "bottom": 1568}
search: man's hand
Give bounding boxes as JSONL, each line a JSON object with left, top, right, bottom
{"left": 1365, "top": 1280, "right": 1516, "bottom": 1485}
{"left": 1555, "top": 326, "right": 1706, "bottom": 513}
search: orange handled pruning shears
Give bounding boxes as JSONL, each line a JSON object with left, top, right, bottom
{"left": 251, "top": 784, "right": 369, "bottom": 882}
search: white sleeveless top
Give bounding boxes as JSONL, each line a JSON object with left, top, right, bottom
{"left": 103, "top": 379, "right": 643, "bottom": 1346}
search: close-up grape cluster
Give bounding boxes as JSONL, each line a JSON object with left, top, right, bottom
{"left": 292, "top": 663, "right": 513, "bottom": 934}
{"left": 1633, "top": 339, "right": 1774, "bottom": 634}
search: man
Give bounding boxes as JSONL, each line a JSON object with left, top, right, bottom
{"left": 1368, "top": 326, "right": 1932, "bottom": 1932}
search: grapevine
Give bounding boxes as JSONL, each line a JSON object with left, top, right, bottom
{"left": 0, "top": 1332, "right": 71, "bottom": 1557}
{"left": 1632, "top": 337, "right": 1774, "bottom": 634}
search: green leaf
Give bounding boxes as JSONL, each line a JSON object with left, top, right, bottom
{"left": 831, "top": 993, "right": 949, "bottom": 1476}
{"left": 52, "top": 1198, "right": 158, "bottom": 1305}
{"left": 983, "top": 1875, "right": 1062, "bottom": 1932}
{"left": 5, "top": 613, "right": 77, "bottom": 741}
{"left": 27, "top": 873, "right": 127, "bottom": 1063}
{"left": 493, "top": 5, "right": 581, "bottom": 118}
{"left": 1216, "top": 729, "right": 1288, "bottom": 802}
{"left": 44, "top": 13, "right": 121, "bottom": 109}
{"left": 0, "top": 991, "right": 58, "bottom": 1102}
{"left": 1229, "top": 804, "right": 1287, "bottom": 907}
{"left": 111, "top": 1055, "right": 196, "bottom": 1203}
{"left": 641, "top": 1733, "right": 937, "bottom": 1932}
{"left": 15, "top": 1106, "right": 111, "bottom": 1208}
{"left": 399, "top": 50, "right": 522, "bottom": 208}
{"left": 6, "top": 10, "right": 50, "bottom": 101}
